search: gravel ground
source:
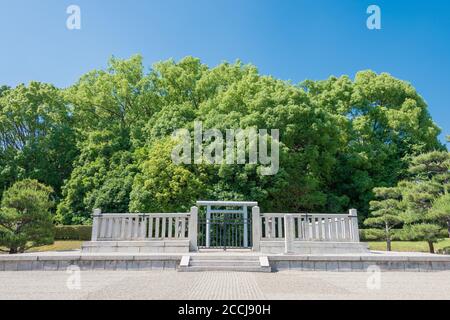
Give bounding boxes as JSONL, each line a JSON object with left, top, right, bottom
{"left": 1, "top": 270, "right": 449, "bottom": 300}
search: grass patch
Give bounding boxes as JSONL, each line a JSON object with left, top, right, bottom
{"left": 368, "top": 238, "right": 450, "bottom": 252}
{"left": 1, "top": 241, "right": 83, "bottom": 254}
{"left": 27, "top": 241, "right": 83, "bottom": 252}
{"left": 3, "top": 239, "right": 450, "bottom": 254}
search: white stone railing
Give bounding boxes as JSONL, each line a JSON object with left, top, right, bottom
{"left": 252, "top": 207, "right": 360, "bottom": 251}
{"left": 91, "top": 207, "right": 198, "bottom": 249}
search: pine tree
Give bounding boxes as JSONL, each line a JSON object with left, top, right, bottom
{"left": 399, "top": 151, "right": 450, "bottom": 253}
{"left": 0, "top": 179, "right": 54, "bottom": 254}
{"left": 365, "top": 187, "right": 403, "bottom": 251}
{"left": 430, "top": 193, "right": 450, "bottom": 237}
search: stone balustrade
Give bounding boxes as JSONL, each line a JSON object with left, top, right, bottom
{"left": 252, "top": 207, "right": 367, "bottom": 254}
{"left": 91, "top": 208, "right": 197, "bottom": 242}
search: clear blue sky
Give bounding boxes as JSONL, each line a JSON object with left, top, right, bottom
{"left": 1, "top": 0, "right": 449, "bottom": 145}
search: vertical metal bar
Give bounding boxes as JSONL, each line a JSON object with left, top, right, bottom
{"left": 243, "top": 205, "right": 248, "bottom": 248}
{"left": 224, "top": 213, "right": 227, "bottom": 250}
{"left": 206, "top": 205, "right": 211, "bottom": 248}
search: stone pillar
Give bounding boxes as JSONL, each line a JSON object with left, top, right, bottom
{"left": 91, "top": 208, "right": 101, "bottom": 241}
{"left": 189, "top": 206, "right": 198, "bottom": 252}
{"left": 252, "top": 206, "right": 261, "bottom": 252}
{"left": 349, "top": 209, "right": 360, "bottom": 242}
{"left": 284, "top": 214, "right": 294, "bottom": 254}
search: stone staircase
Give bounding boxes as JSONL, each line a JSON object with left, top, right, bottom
{"left": 178, "top": 255, "right": 272, "bottom": 272}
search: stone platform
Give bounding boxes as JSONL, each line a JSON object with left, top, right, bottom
{"left": 81, "top": 240, "right": 190, "bottom": 253}
{"left": 1, "top": 250, "right": 450, "bottom": 272}
{"left": 260, "top": 241, "right": 369, "bottom": 254}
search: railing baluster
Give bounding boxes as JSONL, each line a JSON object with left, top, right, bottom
{"left": 296, "top": 217, "right": 301, "bottom": 239}
{"left": 161, "top": 217, "right": 167, "bottom": 239}
{"left": 310, "top": 216, "right": 317, "bottom": 240}
{"left": 148, "top": 216, "right": 153, "bottom": 239}
{"left": 181, "top": 217, "right": 186, "bottom": 238}
{"left": 270, "top": 217, "right": 276, "bottom": 238}
{"left": 277, "top": 217, "right": 283, "bottom": 238}
{"left": 323, "top": 217, "right": 330, "bottom": 241}
{"left": 303, "top": 217, "right": 309, "bottom": 240}
{"left": 155, "top": 217, "right": 160, "bottom": 238}
{"left": 168, "top": 216, "right": 173, "bottom": 239}
{"left": 317, "top": 217, "right": 323, "bottom": 240}
{"left": 336, "top": 217, "right": 342, "bottom": 241}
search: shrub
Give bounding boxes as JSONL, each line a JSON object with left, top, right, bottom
{"left": 54, "top": 225, "right": 92, "bottom": 241}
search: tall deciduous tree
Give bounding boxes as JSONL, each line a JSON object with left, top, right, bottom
{"left": 0, "top": 82, "right": 77, "bottom": 198}
{"left": 40, "top": 56, "right": 443, "bottom": 224}
{"left": 304, "top": 71, "right": 443, "bottom": 214}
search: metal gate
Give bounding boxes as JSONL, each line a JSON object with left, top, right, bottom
{"left": 196, "top": 201, "right": 256, "bottom": 250}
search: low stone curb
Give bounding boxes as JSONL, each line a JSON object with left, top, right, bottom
{"left": 1, "top": 252, "right": 449, "bottom": 272}
{"left": 268, "top": 255, "right": 450, "bottom": 272}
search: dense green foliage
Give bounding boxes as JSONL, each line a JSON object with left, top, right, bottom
{"left": 0, "top": 55, "right": 445, "bottom": 226}
{"left": 0, "top": 82, "right": 77, "bottom": 198}
{"left": 0, "top": 179, "right": 54, "bottom": 253}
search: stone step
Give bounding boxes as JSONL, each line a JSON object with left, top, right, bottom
{"left": 189, "top": 260, "right": 260, "bottom": 267}
{"left": 179, "top": 265, "right": 272, "bottom": 273}
{"left": 190, "top": 255, "right": 260, "bottom": 261}
{"left": 178, "top": 255, "right": 272, "bottom": 273}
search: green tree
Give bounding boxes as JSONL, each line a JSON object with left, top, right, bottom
{"left": 399, "top": 224, "right": 445, "bottom": 254}
{"left": 129, "top": 138, "right": 206, "bottom": 213}
{"left": 0, "top": 82, "right": 77, "bottom": 198}
{"left": 56, "top": 130, "right": 137, "bottom": 224}
{"left": 399, "top": 151, "right": 450, "bottom": 253}
{"left": 0, "top": 179, "right": 54, "bottom": 254}
{"left": 54, "top": 56, "right": 443, "bottom": 224}
{"left": 430, "top": 193, "right": 450, "bottom": 237}
{"left": 304, "top": 71, "right": 443, "bottom": 216}
{"left": 365, "top": 187, "right": 404, "bottom": 251}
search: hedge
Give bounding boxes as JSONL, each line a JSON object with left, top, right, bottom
{"left": 54, "top": 225, "right": 92, "bottom": 241}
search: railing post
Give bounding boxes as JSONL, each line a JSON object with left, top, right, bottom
{"left": 349, "top": 209, "right": 360, "bottom": 242}
{"left": 284, "top": 214, "right": 294, "bottom": 254}
{"left": 252, "top": 206, "right": 261, "bottom": 252}
{"left": 91, "top": 208, "right": 101, "bottom": 241}
{"left": 189, "top": 206, "right": 198, "bottom": 252}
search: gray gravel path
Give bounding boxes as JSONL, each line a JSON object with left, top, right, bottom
{"left": 1, "top": 270, "right": 449, "bottom": 300}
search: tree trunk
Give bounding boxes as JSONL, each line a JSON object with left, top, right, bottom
{"left": 385, "top": 223, "right": 391, "bottom": 251}
{"left": 428, "top": 241, "right": 435, "bottom": 254}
